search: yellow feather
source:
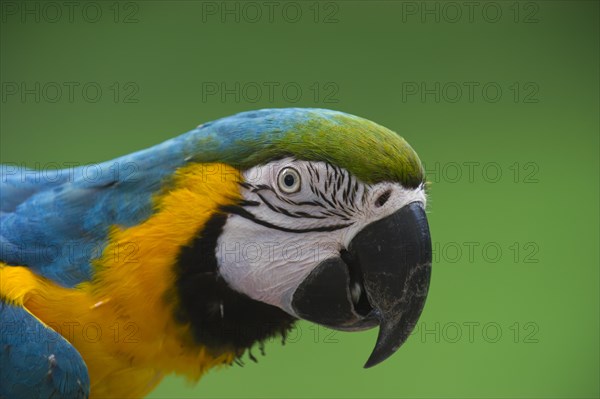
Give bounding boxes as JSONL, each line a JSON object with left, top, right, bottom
{"left": 0, "top": 163, "right": 242, "bottom": 398}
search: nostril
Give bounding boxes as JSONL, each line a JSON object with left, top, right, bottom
{"left": 375, "top": 190, "right": 392, "bottom": 207}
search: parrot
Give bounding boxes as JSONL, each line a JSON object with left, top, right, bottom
{"left": 0, "top": 108, "right": 432, "bottom": 399}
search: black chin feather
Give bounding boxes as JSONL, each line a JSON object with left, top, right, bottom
{"left": 172, "top": 212, "right": 297, "bottom": 359}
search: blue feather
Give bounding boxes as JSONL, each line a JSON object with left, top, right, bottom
{"left": 0, "top": 301, "right": 90, "bottom": 399}
{"left": 0, "top": 108, "right": 347, "bottom": 287}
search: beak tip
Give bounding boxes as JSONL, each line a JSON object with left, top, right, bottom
{"left": 363, "top": 354, "right": 380, "bottom": 369}
{"left": 363, "top": 338, "right": 403, "bottom": 369}
{"left": 363, "top": 345, "right": 399, "bottom": 369}
{"left": 363, "top": 357, "right": 381, "bottom": 369}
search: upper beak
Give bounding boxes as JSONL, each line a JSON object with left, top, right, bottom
{"left": 291, "top": 202, "right": 432, "bottom": 368}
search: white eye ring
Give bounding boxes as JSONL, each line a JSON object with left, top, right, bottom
{"left": 277, "top": 167, "right": 301, "bottom": 194}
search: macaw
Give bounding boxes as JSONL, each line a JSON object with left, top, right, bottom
{"left": 0, "top": 108, "right": 432, "bottom": 399}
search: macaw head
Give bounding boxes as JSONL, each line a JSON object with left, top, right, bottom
{"left": 175, "top": 108, "right": 431, "bottom": 368}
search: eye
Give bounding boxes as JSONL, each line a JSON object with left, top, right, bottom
{"left": 277, "top": 167, "right": 301, "bottom": 194}
{"left": 375, "top": 190, "right": 392, "bottom": 207}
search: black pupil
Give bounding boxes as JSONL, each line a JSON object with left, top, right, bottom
{"left": 284, "top": 173, "right": 295, "bottom": 187}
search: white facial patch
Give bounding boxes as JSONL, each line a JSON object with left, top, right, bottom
{"left": 216, "top": 158, "right": 426, "bottom": 316}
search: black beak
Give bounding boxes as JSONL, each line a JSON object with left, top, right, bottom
{"left": 291, "top": 202, "right": 432, "bottom": 368}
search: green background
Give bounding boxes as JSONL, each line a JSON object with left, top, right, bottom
{"left": 1, "top": 1, "right": 598, "bottom": 398}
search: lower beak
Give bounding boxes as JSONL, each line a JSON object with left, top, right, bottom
{"left": 291, "top": 202, "right": 432, "bottom": 368}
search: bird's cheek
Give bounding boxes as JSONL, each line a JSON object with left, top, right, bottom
{"left": 216, "top": 231, "right": 335, "bottom": 312}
